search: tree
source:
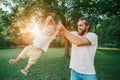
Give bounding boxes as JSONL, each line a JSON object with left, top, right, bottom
{"left": 1, "top": 0, "right": 120, "bottom": 50}
{"left": 0, "top": 0, "right": 17, "bottom": 48}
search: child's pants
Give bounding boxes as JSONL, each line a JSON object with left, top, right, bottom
{"left": 18, "top": 45, "right": 42, "bottom": 64}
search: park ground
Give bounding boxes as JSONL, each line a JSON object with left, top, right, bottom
{"left": 0, "top": 48, "right": 120, "bottom": 80}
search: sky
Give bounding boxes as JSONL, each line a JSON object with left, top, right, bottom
{"left": 0, "top": 0, "right": 18, "bottom": 14}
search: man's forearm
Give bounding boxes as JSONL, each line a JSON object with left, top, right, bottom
{"left": 63, "top": 30, "right": 82, "bottom": 46}
{"left": 62, "top": 29, "right": 90, "bottom": 46}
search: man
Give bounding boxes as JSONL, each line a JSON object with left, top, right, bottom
{"left": 58, "top": 17, "right": 98, "bottom": 80}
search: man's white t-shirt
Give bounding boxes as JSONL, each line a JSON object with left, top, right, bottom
{"left": 70, "top": 31, "right": 98, "bottom": 74}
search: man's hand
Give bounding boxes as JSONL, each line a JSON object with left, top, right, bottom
{"left": 57, "top": 23, "right": 67, "bottom": 36}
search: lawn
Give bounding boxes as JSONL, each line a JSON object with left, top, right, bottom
{"left": 0, "top": 48, "right": 120, "bottom": 80}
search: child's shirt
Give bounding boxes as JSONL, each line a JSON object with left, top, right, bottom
{"left": 32, "top": 29, "right": 58, "bottom": 52}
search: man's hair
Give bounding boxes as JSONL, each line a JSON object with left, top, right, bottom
{"left": 78, "top": 17, "right": 91, "bottom": 27}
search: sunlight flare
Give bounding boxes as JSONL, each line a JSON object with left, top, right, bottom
{"left": 19, "top": 16, "right": 43, "bottom": 45}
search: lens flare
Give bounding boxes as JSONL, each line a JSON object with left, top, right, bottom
{"left": 20, "top": 16, "right": 42, "bottom": 45}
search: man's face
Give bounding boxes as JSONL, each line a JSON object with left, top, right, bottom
{"left": 77, "top": 20, "right": 88, "bottom": 36}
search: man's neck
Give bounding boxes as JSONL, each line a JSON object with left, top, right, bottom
{"left": 79, "top": 31, "right": 89, "bottom": 37}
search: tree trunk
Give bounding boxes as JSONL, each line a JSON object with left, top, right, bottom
{"left": 62, "top": 17, "right": 70, "bottom": 58}
{"left": 63, "top": 36, "right": 70, "bottom": 58}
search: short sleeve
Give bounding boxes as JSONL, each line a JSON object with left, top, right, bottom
{"left": 85, "top": 33, "right": 98, "bottom": 45}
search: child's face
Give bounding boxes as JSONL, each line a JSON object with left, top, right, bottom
{"left": 45, "top": 25, "right": 56, "bottom": 36}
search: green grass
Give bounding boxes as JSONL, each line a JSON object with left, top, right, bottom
{"left": 95, "top": 49, "right": 120, "bottom": 80}
{"left": 0, "top": 48, "right": 120, "bottom": 80}
{"left": 0, "top": 48, "right": 70, "bottom": 80}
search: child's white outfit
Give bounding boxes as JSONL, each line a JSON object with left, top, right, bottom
{"left": 18, "top": 28, "right": 58, "bottom": 64}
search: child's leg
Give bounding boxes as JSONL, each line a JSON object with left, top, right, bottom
{"left": 9, "top": 57, "right": 22, "bottom": 64}
{"left": 17, "top": 45, "right": 32, "bottom": 61}
{"left": 15, "top": 56, "right": 22, "bottom": 63}
{"left": 24, "top": 49, "right": 42, "bottom": 70}
{"left": 20, "top": 49, "right": 42, "bottom": 75}
{"left": 23, "top": 63, "right": 33, "bottom": 71}
{"left": 9, "top": 45, "right": 32, "bottom": 64}
{"left": 15, "top": 46, "right": 30, "bottom": 63}
{"left": 20, "top": 63, "right": 33, "bottom": 75}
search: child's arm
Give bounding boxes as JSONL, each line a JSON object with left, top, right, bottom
{"left": 51, "top": 25, "right": 61, "bottom": 40}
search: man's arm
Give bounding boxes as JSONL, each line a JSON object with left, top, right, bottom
{"left": 59, "top": 24, "right": 91, "bottom": 46}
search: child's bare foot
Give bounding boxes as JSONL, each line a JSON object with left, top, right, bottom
{"left": 9, "top": 59, "right": 17, "bottom": 64}
{"left": 20, "top": 69, "right": 28, "bottom": 75}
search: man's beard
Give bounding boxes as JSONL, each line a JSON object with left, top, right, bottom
{"left": 78, "top": 29, "right": 86, "bottom": 36}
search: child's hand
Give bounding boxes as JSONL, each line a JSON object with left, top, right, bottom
{"left": 46, "top": 16, "right": 53, "bottom": 23}
{"left": 57, "top": 23, "right": 66, "bottom": 35}
{"left": 45, "top": 16, "right": 56, "bottom": 27}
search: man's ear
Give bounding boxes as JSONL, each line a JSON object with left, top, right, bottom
{"left": 86, "top": 25, "right": 90, "bottom": 30}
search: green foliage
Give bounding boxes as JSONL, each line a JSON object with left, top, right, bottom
{"left": 0, "top": 34, "right": 10, "bottom": 49}
{"left": 0, "top": 0, "right": 17, "bottom": 48}
{"left": 0, "top": 0, "right": 120, "bottom": 48}
{"left": 0, "top": 0, "right": 36, "bottom": 47}
{"left": 98, "top": 15, "right": 120, "bottom": 48}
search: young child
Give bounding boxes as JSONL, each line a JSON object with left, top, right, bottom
{"left": 9, "top": 16, "right": 59, "bottom": 75}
